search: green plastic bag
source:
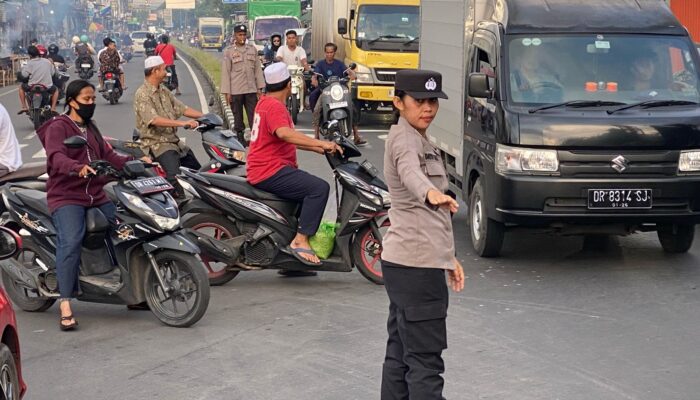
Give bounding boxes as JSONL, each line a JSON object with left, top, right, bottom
{"left": 309, "top": 221, "right": 338, "bottom": 260}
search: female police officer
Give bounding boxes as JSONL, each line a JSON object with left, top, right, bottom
{"left": 381, "top": 69, "right": 465, "bottom": 399}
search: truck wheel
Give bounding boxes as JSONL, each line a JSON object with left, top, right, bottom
{"left": 657, "top": 224, "right": 695, "bottom": 254}
{"left": 469, "top": 178, "right": 504, "bottom": 257}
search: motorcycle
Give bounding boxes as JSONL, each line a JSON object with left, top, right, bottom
{"left": 286, "top": 65, "right": 305, "bottom": 125}
{"left": 313, "top": 64, "right": 357, "bottom": 139}
{"left": 176, "top": 120, "right": 391, "bottom": 286}
{"left": 122, "top": 45, "right": 133, "bottom": 62}
{"left": 0, "top": 151, "right": 210, "bottom": 327}
{"left": 53, "top": 62, "right": 70, "bottom": 104}
{"left": 164, "top": 66, "right": 177, "bottom": 91}
{"left": 77, "top": 55, "right": 95, "bottom": 80}
{"left": 19, "top": 81, "right": 52, "bottom": 131}
{"left": 101, "top": 70, "right": 123, "bottom": 105}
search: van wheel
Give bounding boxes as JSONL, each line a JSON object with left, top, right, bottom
{"left": 657, "top": 224, "right": 695, "bottom": 254}
{"left": 469, "top": 178, "right": 504, "bottom": 257}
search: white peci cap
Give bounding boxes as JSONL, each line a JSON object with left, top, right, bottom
{"left": 264, "top": 62, "right": 291, "bottom": 85}
{"left": 144, "top": 56, "right": 165, "bottom": 69}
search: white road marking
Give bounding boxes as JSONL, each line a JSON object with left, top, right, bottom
{"left": 19, "top": 144, "right": 28, "bottom": 149}
{"left": 0, "top": 88, "right": 18, "bottom": 97}
{"left": 178, "top": 57, "right": 209, "bottom": 114}
{"left": 24, "top": 132, "right": 35, "bottom": 140}
{"left": 378, "top": 134, "right": 388, "bottom": 140}
{"left": 32, "top": 149, "right": 46, "bottom": 159}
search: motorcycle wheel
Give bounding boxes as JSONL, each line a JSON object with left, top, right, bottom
{"left": 31, "top": 110, "right": 42, "bottom": 131}
{"left": 0, "top": 343, "right": 20, "bottom": 400}
{"left": 184, "top": 213, "right": 240, "bottom": 286}
{"left": 1, "top": 238, "right": 55, "bottom": 312}
{"left": 291, "top": 95, "right": 300, "bottom": 125}
{"left": 109, "top": 93, "right": 116, "bottom": 105}
{"left": 144, "top": 250, "right": 210, "bottom": 327}
{"left": 351, "top": 218, "right": 390, "bottom": 285}
{"left": 79, "top": 71, "right": 87, "bottom": 80}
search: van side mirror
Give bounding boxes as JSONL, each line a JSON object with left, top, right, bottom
{"left": 338, "top": 18, "right": 348, "bottom": 35}
{"left": 63, "top": 135, "right": 88, "bottom": 149}
{"left": 468, "top": 73, "right": 492, "bottom": 99}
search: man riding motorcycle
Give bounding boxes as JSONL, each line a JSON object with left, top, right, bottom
{"left": 47, "top": 44, "right": 69, "bottom": 100}
{"left": 73, "top": 35, "right": 95, "bottom": 71}
{"left": 17, "top": 45, "right": 58, "bottom": 115}
{"left": 143, "top": 33, "right": 157, "bottom": 57}
{"left": 98, "top": 37, "right": 126, "bottom": 91}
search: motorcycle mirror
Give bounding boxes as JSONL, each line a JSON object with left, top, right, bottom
{"left": 307, "top": 58, "right": 315, "bottom": 65}
{"left": 64, "top": 135, "right": 88, "bottom": 149}
{"left": 0, "top": 227, "right": 20, "bottom": 260}
{"left": 257, "top": 50, "right": 264, "bottom": 56}
{"left": 123, "top": 160, "right": 146, "bottom": 177}
{"left": 349, "top": 63, "right": 357, "bottom": 70}
{"left": 132, "top": 129, "right": 141, "bottom": 141}
{"left": 198, "top": 113, "right": 223, "bottom": 127}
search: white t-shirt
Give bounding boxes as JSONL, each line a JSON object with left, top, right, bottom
{"left": 276, "top": 46, "right": 307, "bottom": 67}
{"left": 0, "top": 104, "right": 22, "bottom": 173}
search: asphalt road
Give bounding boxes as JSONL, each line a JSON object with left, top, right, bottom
{"left": 3, "top": 51, "right": 700, "bottom": 400}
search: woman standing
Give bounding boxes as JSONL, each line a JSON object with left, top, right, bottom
{"left": 381, "top": 70, "right": 465, "bottom": 399}
{"left": 37, "top": 80, "right": 148, "bottom": 331}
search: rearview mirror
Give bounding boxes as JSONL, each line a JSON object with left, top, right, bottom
{"left": 257, "top": 50, "right": 264, "bottom": 56}
{"left": 468, "top": 73, "right": 492, "bottom": 99}
{"left": 0, "top": 227, "right": 20, "bottom": 260}
{"left": 63, "top": 135, "right": 88, "bottom": 149}
{"left": 349, "top": 63, "right": 357, "bottom": 70}
{"left": 132, "top": 129, "right": 141, "bottom": 141}
{"left": 338, "top": 18, "right": 348, "bottom": 35}
{"left": 198, "top": 113, "right": 223, "bottom": 127}
{"left": 307, "top": 58, "right": 315, "bottom": 65}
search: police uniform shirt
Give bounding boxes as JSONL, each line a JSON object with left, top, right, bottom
{"left": 221, "top": 42, "right": 265, "bottom": 96}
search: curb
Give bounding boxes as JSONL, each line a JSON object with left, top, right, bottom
{"left": 176, "top": 44, "right": 236, "bottom": 131}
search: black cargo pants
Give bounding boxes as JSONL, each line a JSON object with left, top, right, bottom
{"left": 381, "top": 261, "right": 449, "bottom": 400}
{"left": 230, "top": 93, "right": 258, "bottom": 134}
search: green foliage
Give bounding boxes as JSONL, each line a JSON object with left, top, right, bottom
{"left": 194, "top": 0, "right": 246, "bottom": 19}
{"left": 174, "top": 42, "right": 222, "bottom": 90}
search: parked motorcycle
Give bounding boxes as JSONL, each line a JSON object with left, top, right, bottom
{"left": 176, "top": 120, "right": 390, "bottom": 286}
{"left": 0, "top": 151, "right": 210, "bottom": 328}
{"left": 313, "top": 63, "right": 357, "bottom": 138}
{"left": 287, "top": 65, "right": 305, "bottom": 124}
{"left": 101, "top": 70, "right": 123, "bottom": 105}
{"left": 77, "top": 55, "right": 95, "bottom": 80}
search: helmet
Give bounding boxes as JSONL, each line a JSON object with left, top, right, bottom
{"left": 80, "top": 35, "right": 89, "bottom": 43}
{"left": 72, "top": 36, "right": 80, "bottom": 44}
{"left": 48, "top": 43, "right": 59, "bottom": 54}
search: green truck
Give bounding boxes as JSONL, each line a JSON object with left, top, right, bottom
{"left": 247, "top": 0, "right": 302, "bottom": 51}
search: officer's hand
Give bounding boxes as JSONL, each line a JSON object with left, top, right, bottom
{"left": 78, "top": 164, "right": 96, "bottom": 178}
{"left": 427, "top": 189, "right": 459, "bottom": 213}
{"left": 448, "top": 258, "right": 465, "bottom": 292}
{"left": 182, "top": 120, "right": 198, "bottom": 130}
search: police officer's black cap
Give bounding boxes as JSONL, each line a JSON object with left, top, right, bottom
{"left": 234, "top": 25, "right": 247, "bottom": 33}
{"left": 394, "top": 69, "right": 448, "bottom": 100}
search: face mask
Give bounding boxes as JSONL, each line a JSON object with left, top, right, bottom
{"left": 73, "top": 101, "right": 96, "bottom": 121}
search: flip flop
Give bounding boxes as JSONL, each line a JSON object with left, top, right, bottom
{"left": 60, "top": 315, "right": 78, "bottom": 331}
{"left": 285, "top": 246, "right": 322, "bottom": 267}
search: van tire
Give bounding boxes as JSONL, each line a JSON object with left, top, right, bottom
{"left": 657, "top": 224, "right": 694, "bottom": 254}
{"left": 469, "top": 178, "right": 504, "bottom": 257}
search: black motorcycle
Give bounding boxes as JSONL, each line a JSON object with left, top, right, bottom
{"left": 0, "top": 145, "right": 210, "bottom": 327}
{"left": 313, "top": 64, "right": 357, "bottom": 138}
{"left": 101, "top": 69, "right": 122, "bottom": 105}
{"left": 77, "top": 56, "right": 95, "bottom": 80}
{"left": 177, "top": 120, "right": 390, "bottom": 286}
{"left": 18, "top": 80, "right": 52, "bottom": 131}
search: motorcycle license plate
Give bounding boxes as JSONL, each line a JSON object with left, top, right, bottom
{"left": 329, "top": 101, "right": 348, "bottom": 109}
{"left": 587, "top": 189, "right": 652, "bottom": 210}
{"left": 130, "top": 176, "right": 174, "bottom": 194}
{"left": 81, "top": 64, "right": 91, "bottom": 68}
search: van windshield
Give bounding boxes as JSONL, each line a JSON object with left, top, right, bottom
{"left": 506, "top": 35, "right": 700, "bottom": 107}
{"left": 254, "top": 18, "right": 300, "bottom": 42}
{"left": 355, "top": 5, "right": 419, "bottom": 52}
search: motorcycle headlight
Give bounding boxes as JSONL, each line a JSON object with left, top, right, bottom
{"left": 679, "top": 150, "right": 700, "bottom": 173}
{"left": 353, "top": 62, "right": 373, "bottom": 84}
{"left": 122, "top": 192, "right": 180, "bottom": 231}
{"left": 330, "top": 85, "right": 344, "bottom": 101}
{"left": 496, "top": 144, "right": 559, "bottom": 175}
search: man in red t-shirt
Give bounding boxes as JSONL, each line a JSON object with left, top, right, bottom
{"left": 155, "top": 35, "right": 181, "bottom": 95}
{"left": 248, "top": 62, "right": 342, "bottom": 268}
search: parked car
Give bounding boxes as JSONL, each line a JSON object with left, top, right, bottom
{"left": 0, "top": 226, "right": 27, "bottom": 399}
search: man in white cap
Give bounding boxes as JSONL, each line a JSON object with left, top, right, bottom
{"left": 133, "top": 55, "right": 204, "bottom": 197}
{"left": 246, "top": 62, "right": 342, "bottom": 271}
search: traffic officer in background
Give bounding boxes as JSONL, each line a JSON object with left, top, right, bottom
{"left": 221, "top": 24, "right": 265, "bottom": 144}
{"left": 380, "top": 70, "right": 465, "bottom": 400}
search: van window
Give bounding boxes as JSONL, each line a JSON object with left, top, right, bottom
{"left": 507, "top": 35, "right": 700, "bottom": 106}
{"left": 472, "top": 47, "right": 496, "bottom": 89}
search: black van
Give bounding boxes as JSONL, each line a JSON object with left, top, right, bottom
{"left": 420, "top": 0, "right": 700, "bottom": 256}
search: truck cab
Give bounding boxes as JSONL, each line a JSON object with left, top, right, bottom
{"left": 421, "top": 0, "right": 700, "bottom": 256}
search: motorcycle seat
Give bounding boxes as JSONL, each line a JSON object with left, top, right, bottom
{"left": 202, "top": 173, "right": 289, "bottom": 202}
{"left": 15, "top": 189, "right": 50, "bottom": 216}
{"left": 85, "top": 207, "right": 109, "bottom": 233}
{"left": 0, "top": 162, "right": 46, "bottom": 184}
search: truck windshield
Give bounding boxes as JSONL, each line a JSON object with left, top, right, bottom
{"left": 254, "top": 18, "right": 301, "bottom": 42}
{"left": 356, "top": 5, "right": 419, "bottom": 52}
{"left": 506, "top": 35, "right": 700, "bottom": 107}
{"left": 201, "top": 26, "right": 222, "bottom": 36}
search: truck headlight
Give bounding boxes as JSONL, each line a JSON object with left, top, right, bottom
{"left": 679, "top": 150, "right": 700, "bottom": 172}
{"left": 496, "top": 144, "right": 559, "bottom": 174}
{"left": 353, "top": 62, "right": 373, "bottom": 84}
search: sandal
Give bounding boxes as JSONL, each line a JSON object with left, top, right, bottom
{"left": 60, "top": 315, "right": 78, "bottom": 331}
{"left": 285, "top": 246, "right": 322, "bottom": 267}
{"left": 354, "top": 137, "right": 367, "bottom": 146}
{"left": 17, "top": 109, "right": 28, "bottom": 115}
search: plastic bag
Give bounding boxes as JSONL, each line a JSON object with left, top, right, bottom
{"left": 309, "top": 221, "right": 338, "bottom": 260}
